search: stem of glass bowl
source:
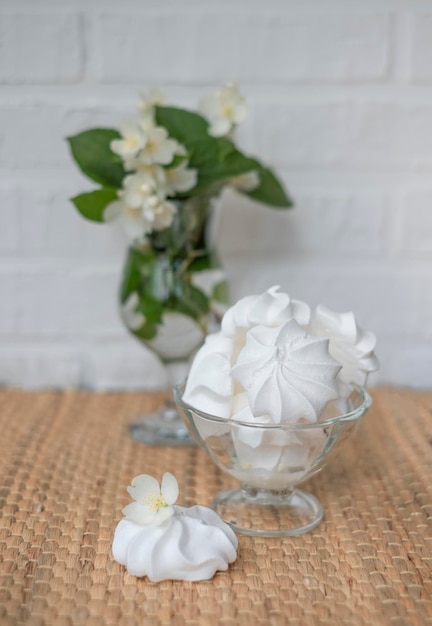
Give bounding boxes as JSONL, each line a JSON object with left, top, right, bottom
{"left": 211, "top": 486, "right": 324, "bottom": 537}
{"left": 241, "top": 484, "right": 295, "bottom": 500}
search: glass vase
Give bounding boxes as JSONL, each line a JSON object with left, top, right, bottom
{"left": 119, "top": 195, "right": 228, "bottom": 445}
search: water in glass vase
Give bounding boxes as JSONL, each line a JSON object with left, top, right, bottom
{"left": 119, "top": 196, "right": 228, "bottom": 445}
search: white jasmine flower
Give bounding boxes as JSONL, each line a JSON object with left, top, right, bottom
{"left": 121, "top": 171, "right": 157, "bottom": 208}
{"left": 164, "top": 162, "right": 198, "bottom": 195}
{"left": 110, "top": 119, "right": 146, "bottom": 160}
{"left": 142, "top": 195, "right": 177, "bottom": 231}
{"left": 138, "top": 88, "right": 166, "bottom": 120}
{"left": 104, "top": 199, "right": 148, "bottom": 239}
{"left": 230, "top": 170, "right": 260, "bottom": 192}
{"left": 198, "top": 83, "right": 248, "bottom": 137}
{"left": 119, "top": 172, "right": 156, "bottom": 209}
{"left": 104, "top": 172, "right": 177, "bottom": 238}
{"left": 122, "top": 473, "right": 179, "bottom": 526}
{"left": 133, "top": 163, "right": 167, "bottom": 188}
{"left": 308, "top": 305, "right": 379, "bottom": 397}
{"left": 120, "top": 292, "right": 145, "bottom": 331}
{"left": 138, "top": 126, "right": 179, "bottom": 166}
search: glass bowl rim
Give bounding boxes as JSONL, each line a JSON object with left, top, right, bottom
{"left": 174, "top": 379, "right": 372, "bottom": 431}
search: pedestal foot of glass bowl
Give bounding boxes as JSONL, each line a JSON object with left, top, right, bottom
{"left": 211, "top": 487, "right": 323, "bottom": 537}
{"left": 128, "top": 402, "right": 194, "bottom": 446}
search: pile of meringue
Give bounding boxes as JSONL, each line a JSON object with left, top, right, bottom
{"left": 182, "top": 286, "right": 378, "bottom": 486}
{"left": 184, "top": 285, "right": 378, "bottom": 426}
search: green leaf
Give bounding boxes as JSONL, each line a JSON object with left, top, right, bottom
{"left": 133, "top": 320, "right": 158, "bottom": 341}
{"left": 70, "top": 188, "right": 118, "bottom": 222}
{"left": 120, "top": 248, "right": 144, "bottom": 302}
{"left": 155, "top": 107, "right": 253, "bottom": 192}
{"left": 155, "top": 106, "right": 210, "bottom": 143}
{"left": 155, "top": 105, "right": 292, "bottom": 208}
{"left": 243, "top": 166, "right": 293, "bottom": 208}
{"left": 139, "top": 294, "right": 164, "bottom": 324}
{"left": 187, "top": 253, "right": 212, "bottom": 273}
{"left": 190, "top": 147, "right": 258, "bottom": 194}
{"left": 171, "top": 283, "right": 210, "bottom": 321}
{"left": 165, "top": 153, "right": 189, "bottom": 169}
{"left": 213, "top": 280, "right": 229, "bottom": 305}
{"left": 67, "top": 128, "right": 125, "bottom": 188}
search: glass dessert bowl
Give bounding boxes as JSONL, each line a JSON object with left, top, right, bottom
{"left": 174, "top": 380, "right": 372, "bottom": 537}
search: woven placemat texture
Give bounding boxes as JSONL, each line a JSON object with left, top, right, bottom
{"left": 0, "top": 388, "right": 431, "bottom": 626}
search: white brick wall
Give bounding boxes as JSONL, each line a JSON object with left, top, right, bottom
{"left": 0, "top": 12, "right": 83, "bottom": 83}
{"left": 1, "top": 0, "right": 432, "bottom": 390}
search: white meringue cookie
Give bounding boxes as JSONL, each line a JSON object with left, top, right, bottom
{"left": 184, "top": 287, "right": 312, "bottom": 418}
{"left": 231, "top": 427, "right": 328, "bottom": 489}
{"left": 308, "top": 305, "right": 379, "bottom": 397}
{"left": 230, "top": 392, "right": 329, "bottom": 485}
{"left": 222, "top": 285, "right": 310, "bottom": 360}
{"left": 231, "top": 391, "right": 260, "bottom": 424}
{"left": 231, "top": 319, "right": 341, "bottom": 423}
{"left": 112, "top": 505, "right": 238, "bottom": 582}
{"left": 222, "top": 285, "right": 310, "bottom": 334}
{"left": 182, "top": 332, "right": 233, "bottom": 417}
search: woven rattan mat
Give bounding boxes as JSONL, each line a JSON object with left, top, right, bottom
{"left": 0, "top": 388, "right": 431, "bottom": 626}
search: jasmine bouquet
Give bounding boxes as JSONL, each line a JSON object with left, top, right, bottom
{"left": 68, "top": 83, "right": 291, "bottom": 347}
{"left": 67, "top": 84, "right": 293, "bottom": 444}
{"left": 68, "top": 84, "right": 291, "bottom": 238}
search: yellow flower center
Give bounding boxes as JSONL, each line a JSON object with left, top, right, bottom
{"left": 146, "top": 138, "right": 158, "bottom": 155}
{"left": 144, "top": 488, "right": 168, "bottom": 512}
{"left": 222, "top": 104, "right": 233, "bottom": 119}
{"left": 124, "top": 206, "right": 141, "bottom": 219}
{"left": 125, "top": 137, "right": 139, "bottom": 150}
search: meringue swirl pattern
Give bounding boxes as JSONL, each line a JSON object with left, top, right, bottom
{"left": 231, "top": 319, "right": 341, "bottom": 423}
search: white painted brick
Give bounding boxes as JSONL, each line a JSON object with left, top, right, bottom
{"left": 18, "top": 268, "right": 121, "bottom": 335}
{"left": 290, "top": 192, "right": 388, "bottom": 257}
{"left": 409, "top": 13, "right": 432, "bottom": 83}
{"left": 0, "top": 13, "right": 84, "bottom": 84}
{"left": 5, "top": 99, "right": 432, "bottom": 171}
{"left": 0, "top": 273, "right": 20, "bottom": 333}
{"left": 413, "top": 272, "right": 432, "bottom": 340}
{"left": 250, "top": 100, "right": 432, "bottom": 170}
{"left": 96, "top": 11, "right": 390, "bottom": 83}
{"left": 83, "top": 341, "right": 165, "bottom": 390}
{"left": 0, "top": 104, "right": 122, "bottom": 168}
{"left": 0, "top": 346, "right": 83, "bottom": 388}
{"left": 0, "top": 106, "right": 74, "bottom": 168}
{"left": 224, "top": 258, "right": 418, "bottom": 340}
{"left": 219, "top": 189, "right": 388, "bottom": 258}
{"left": 9, "top": 184, "right": 126, "bottom": 259}
{"left": 373, "top": 339, "right": 432, "bottom": 389}
{"left": 0, "top": 187, "right": 19, "bottom": 252}
{"left": 398, "top": 190, "right": 432, "bottom": 257}
{"left": 18, "top": 187, "right": 86, "bottom": 255}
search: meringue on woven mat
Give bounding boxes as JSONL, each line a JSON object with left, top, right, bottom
{"left": 112, "top": 473, "right": 238, "bottom": 582}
